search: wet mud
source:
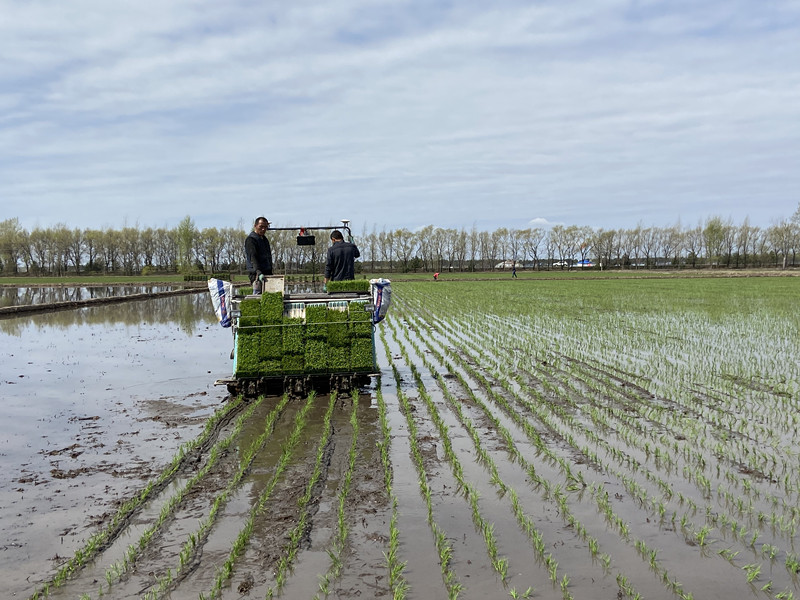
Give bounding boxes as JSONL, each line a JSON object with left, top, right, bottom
{"left": 6, "top": 282, "right": 800, "bottom": 600}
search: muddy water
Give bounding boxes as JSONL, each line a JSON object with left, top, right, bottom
{"left": 0, "top": 291, "right": 232, "bottom": 598}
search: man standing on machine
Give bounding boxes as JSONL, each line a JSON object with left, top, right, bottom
{"left": 323, "top": 229, "right": 360, "bottom": 289}
{"left": 245, "top": 216, "right": 273, "bottom": 294}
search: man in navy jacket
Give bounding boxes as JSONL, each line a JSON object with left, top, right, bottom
{"left": 323, "top": 230, "right": 360, "bottom": 288}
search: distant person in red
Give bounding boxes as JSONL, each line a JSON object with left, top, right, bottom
{"left": 433, "top": 272, "right": 439, "bottom": 281}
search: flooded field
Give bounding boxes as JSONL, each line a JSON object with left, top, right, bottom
{"left": 1, "top": 291, "right": 233, "bottom": 597}
{"left": 5, "top": 276, "right": 800, "bottom": 600}
{"left": 0, "top": 285, "right": 182, "bottom": 307}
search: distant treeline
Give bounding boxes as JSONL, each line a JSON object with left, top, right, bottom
{"left": 2, "top": 209, "right": 799, "bottom": 276}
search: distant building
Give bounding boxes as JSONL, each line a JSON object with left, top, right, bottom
{"left": 494, "top": 260, "right": 521, "bottom": 269}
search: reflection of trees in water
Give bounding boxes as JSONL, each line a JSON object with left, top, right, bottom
{"left": 0, "top": 285, "right": 178, "bottom": 307}
{"left": 0, "top": 293, "right": 216, "bottom": 335}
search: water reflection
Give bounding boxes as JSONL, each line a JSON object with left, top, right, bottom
{"left": 0, "top": 292, "right": 218, "bottom": 335}
{"left": 0, "top": 285, "right": 180, "bottom": 308}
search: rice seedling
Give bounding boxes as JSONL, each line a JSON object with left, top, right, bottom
{"left": 27, "top": 394, "right": 250, "bottom": 600}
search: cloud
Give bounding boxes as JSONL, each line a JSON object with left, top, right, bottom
{"left": 528, "top": 218, "right": 561, "bottom": 229}
{"left": 1, "top": 0, "right": 799, "bottom": 232}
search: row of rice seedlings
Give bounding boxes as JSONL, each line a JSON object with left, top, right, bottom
{"left": 420, "top": 279, "right": 799, "bottom": 474}
{"left": 97, "top": 394, "right": 268, "bottom": 595}
{"left": 515, "top": 306, "right": 800, "bottom": 497}
{"left": 392, "top": 298, "right": 696, "bottom": 599}
{"left": 264, "top": 393, "right": 339, "bottom": 596}
{"left": 449, "top": 313, "right": 789, "bottom": 590}
{"left": 551, "top": 355, "right": 800, "bottom": 549}
{"left": 557, "top": 354, "right": 798, "bottom": 537}
{"left": 28, "top": 394, "right": 247, "bottom": 600}
{"left": 452, "top": 306, "right": 785, "bottom": 529}
{"left": 386, "top": 318, "right": 511, "bottom": 584}
{"left": 379, "top": 327, "right": 463, "bottom": 599}
{"left": 195, "top": 392, "right": 317, "bottom": 600}
{"left": 477, "top": 314, "right": 800, "bottom": 578}
{"left": 399, "top": 284, "right": 800, "bottom": 590}
{"left": 139, "top": 392, "right": 296, "bottom": 599}
{"left": 548, "top": 346, "right": 796, "bottom": 505}
{"left": 373, "top": 380, "right": 410, "bottom": 599}
{"left": 391, "top": 313, "right": 584, "bottom": 598}
{"left": 393, "top": 302, "right": 655, "bottom": 598}
{"left": 315, "top": 394, "right": 361, "bottom": 599}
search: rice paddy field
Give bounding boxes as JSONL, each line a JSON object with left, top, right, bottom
{"left": 13, "top": 274, "right": 800, "bottom": 600}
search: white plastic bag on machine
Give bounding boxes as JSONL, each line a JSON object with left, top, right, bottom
{"left": 207, "top": 278, "right": 233, "bottom": 328}
{"left": 370, "top": 278, "right": 392, "bottom": 323}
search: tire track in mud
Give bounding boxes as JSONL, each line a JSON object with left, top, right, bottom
{"left": 29, "top": 385, "right": 397, "bottom": 600}
{"left": 321, "top": 397, "right": 392, "bottom": 599}
{"left": 182, "top": 394, "right": 335, "bottom": 598}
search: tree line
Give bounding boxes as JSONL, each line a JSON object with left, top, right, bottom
{"left": 1, "top": 208, "right": 799, "bottom": 277}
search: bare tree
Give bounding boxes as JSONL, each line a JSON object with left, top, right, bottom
{"left": 153, "top": 228, "right": 178, "bottom": 271}
{"left": 625, "top": 226, "right": 643, "bottom": 268}
{"left": 549, "top": 225, "right": 570, "bottom": 267}
{"left": 429, "top": 227, "right": 446, "bottom": 272}
{"left": 378, "top": 229, "right": 395, "bottom": 272}
{"left": 176, "top": 216, "right": 196, "bottom": 274}
{"left": 0, "top": 218, "right": 24, "bottom": 274}
{"left": 416, "top": 225, "right": 434, "bottom": 271}
{"left": 639, "top": 226, "right": 657, "bottom": 268}
{"left": 575, "top": 226, "right": 594, "bottom": 264}
{"left": 508, "top": 229, "right": 524, "bottom": 267}
{"left": 478, "top": 230, "right": 491, "bottom": 270}
{"left": 684, "top": 225, "right": 703, "bottom": 268}
{"left": 119, "top": 227, "right": 142, "bottom": 275}
{"left": 394, "top": 228, "right": 417, "bottom": 272}
{"left": 658, "top": 224, "right": 683, "bottom": 268}
{"left": 702, "top": 216, "right": 730, "bottom": 267}
{"left": 491, "top": 228, "right": 509, "bottom": 265}
{"left": 592, "top": 229, "right": 616, "bottom": 269}
{"left": 29, "top": 228, "right": 53, "bottom": 275}
{"left": 452, "top": 228, "right": 468, "bottom": 271}
{"left": 522, "top": 227, "right": 545, "bottom": 269}
{"left": 467, "top": 225, "right": 479, "bottom": 271}
{"left": 544, "top": 230, "right": 557, "bottom": 266}
{"left": 363, "top": 225, "right": 379, "bottom": 272}
{"left": 768, "top": 220, "right": 797, "bottom": 269}
{"left": 441, "top": 228, "right": 462, "bottom": 271}
{"left": 139, "top": 228, "right": 155, "bottom": 269}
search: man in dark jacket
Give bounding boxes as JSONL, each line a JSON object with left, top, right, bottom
{"left": 323, "top": 230, "right": 360, "bottom": 288}
{"left": 244, "top": 216, "right": 273, "bottom": 294}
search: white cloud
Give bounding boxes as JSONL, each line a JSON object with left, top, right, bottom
{"left": 528, "top": 218, "right": 560, "bottom": 229}
{"left": 1, "top": 0, "right": 798, "bottom": 232}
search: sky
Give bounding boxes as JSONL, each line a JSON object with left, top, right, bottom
{"left": 2, "top": 0, "right": 799, "bottom": 235}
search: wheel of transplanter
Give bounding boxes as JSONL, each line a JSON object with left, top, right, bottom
{"left": 286, "top": 376, "right": 307, "bottom": 398}
{"left": 226, "top": 381, "right": 240, "bottom": 396}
